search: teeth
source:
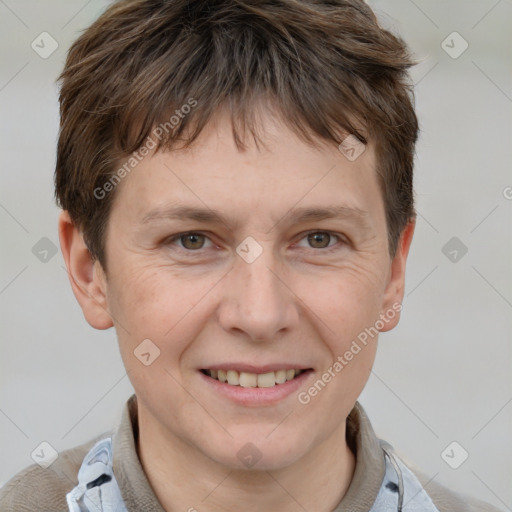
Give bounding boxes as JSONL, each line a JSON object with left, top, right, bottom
{"left": 239, "top": 372, "right": 257, "bottom": 388}
{"left": 275, "top": 369, "right": 287, "bottom": 384}
{"left": 257, "top": 372, "right": 276, "bottom": 388}
{"left": 227, "top": 370, "right": 240, "bottom": 386}
{"left": 205, "top": 369, "right": 304, "bottom": 388}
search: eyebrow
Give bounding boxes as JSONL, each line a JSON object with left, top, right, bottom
{"left": 141, "top": 204, "right": 373, "bottom": 232}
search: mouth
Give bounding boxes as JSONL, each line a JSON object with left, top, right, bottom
{"left": 200, "top": 368, "right": 313, "bottom": 388}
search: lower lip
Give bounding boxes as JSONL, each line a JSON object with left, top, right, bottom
{"left": 199, "top": 370, "right": 314, "bottom": 406}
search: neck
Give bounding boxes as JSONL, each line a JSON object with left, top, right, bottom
{"left": 137, "top": 409, "right": 356, "bottom": 512}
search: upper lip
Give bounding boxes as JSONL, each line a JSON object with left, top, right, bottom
{"left": 201, "top": 364, "right": 312, "bottom": 374}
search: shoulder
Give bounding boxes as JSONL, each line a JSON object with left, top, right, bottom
{"left": 414, "top": 469, "right": 504, "bottom": 512}
{"left": 0, "top": 434, "right": 104, "bottom": 512}
{"left": 378, "top": 440, "right": 502, "bottom": 512}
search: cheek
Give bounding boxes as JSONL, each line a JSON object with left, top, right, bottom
{"left": 304, "top": 260, "right": 387, "bottom": 340}
{"left": 106, "top": 261, "right": 220, "bottom": 359}
{"left": 296, "top": 269, "right": 382, "bottom": 417}
{"left": 106, "top": 265, "right": 212, "bottom": 408}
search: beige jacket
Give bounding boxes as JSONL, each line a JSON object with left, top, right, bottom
{"left": 0, "top": 394, "right": 502, "bottom": 511}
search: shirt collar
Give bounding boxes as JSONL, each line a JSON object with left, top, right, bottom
{"left": 333, "top": 401, "right": 387, "bottom": 511}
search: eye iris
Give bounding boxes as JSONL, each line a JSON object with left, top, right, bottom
{"left": 181, "top": 233, "right": 204, "bottom": 250}
{"left": 308, "top": 232, "right": 330, "bottom": 248}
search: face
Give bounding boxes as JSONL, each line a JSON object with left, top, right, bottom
{"left": 66, "top": 106, "right": 413, "bottom": 471}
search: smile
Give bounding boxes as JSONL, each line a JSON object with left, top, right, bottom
{"left": 201, "top": 368, "right": 309, "bottom": 388}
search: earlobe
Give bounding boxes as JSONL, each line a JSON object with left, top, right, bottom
{"left": 58, "top": 210, "right": 114, "bottom": 330}
{"left": 379, "top": 219, "right": 416, "bottom": 332}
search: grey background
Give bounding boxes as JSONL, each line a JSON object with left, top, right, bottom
{"left": 1, "top": 0, "right": 511, "bottom": 509}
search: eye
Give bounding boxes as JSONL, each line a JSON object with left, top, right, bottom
{"left": 167, "top": 232, "right": 214, "bottom": 251}
{"left": 296, "top": 231, "right": 344, "bottom": 251}
{"left": 164, "top": 230, "right": 346, "bottom": 254}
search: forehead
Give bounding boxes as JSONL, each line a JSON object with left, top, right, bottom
{"left": 109, "top": 108, "right": 385, "bottom": 232}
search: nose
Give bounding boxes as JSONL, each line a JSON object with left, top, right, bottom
{"left": 217, "top": 247, "right": 299, "bottom": 342}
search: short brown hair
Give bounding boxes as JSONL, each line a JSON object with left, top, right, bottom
{"left": 55, "top": 0, "right": 419, "bottom": 268}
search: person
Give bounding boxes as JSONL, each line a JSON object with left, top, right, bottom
{"left": 0, "top": 0, "right": 502, "bottom": 510}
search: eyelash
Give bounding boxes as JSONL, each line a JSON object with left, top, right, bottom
{"left": 165, "top": 230, "right": 347, "bottom": 254}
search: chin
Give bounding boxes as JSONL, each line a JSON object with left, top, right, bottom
{"left": 200, "top": 430, "right": 306, "bottom": 471}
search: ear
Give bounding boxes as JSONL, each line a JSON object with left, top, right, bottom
{"left": 58, "top": 210, "right": 114, "bottom": 330}
{"left": 379, "top": 218, "right": 416, "bottom": 332}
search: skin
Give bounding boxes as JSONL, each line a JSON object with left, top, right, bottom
{"left": 59, "top": 105, "right": 415, "bottom": 512}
